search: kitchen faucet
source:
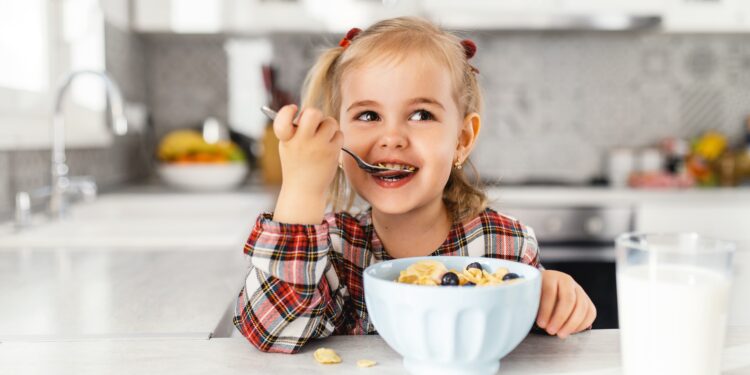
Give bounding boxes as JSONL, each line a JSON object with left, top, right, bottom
{"left": 15, "top": 70, "right": 128, "bottom": 227}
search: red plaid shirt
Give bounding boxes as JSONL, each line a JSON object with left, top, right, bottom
{"left": 233, "top": 207, "right": 542, "bottom": 354}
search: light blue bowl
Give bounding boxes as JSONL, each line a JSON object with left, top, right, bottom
{"left": 364, "top": 256, "right": 542, "bottom": 375}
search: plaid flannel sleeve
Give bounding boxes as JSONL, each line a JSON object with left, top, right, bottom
{"left": 233, "top": 212, "right": 344, "bottom": 354}
{"left": 520, "top": 224, "right": 544, "bottom": 270}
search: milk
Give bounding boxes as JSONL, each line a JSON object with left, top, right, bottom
{"left": 617, "top": 264, "right": 731, "bottom": 375}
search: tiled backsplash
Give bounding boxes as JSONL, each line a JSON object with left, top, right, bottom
{"left": 87, "top": 30, "right": 750, "bottom": 185}
{"left": 143, "top": 34, "right": 228, "bottom": 140}
{"left": 268, "top": 32, "right": 750, "bottom": 183}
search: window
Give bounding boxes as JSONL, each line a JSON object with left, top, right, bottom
{"left": 0, "top": 0, "right": 48, "bottom": 93}
{"left": 0, "top": 0, "right": 111, "bottom": 150}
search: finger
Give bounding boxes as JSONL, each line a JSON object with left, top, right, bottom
{"left": 273, "top": 104, "right": 298, "bottom": 142}
{"left": 556, "top": 287, "right": 588, "bottom": 338}
{"left": 546, "top": 278, "right": 577, "bottom": 335}
{"left": 536, "top": 273, "right": 558, "bottom": 329}
{"left": 297, "top": 107, "right": 324, "bottom": 139}
{"left": 575, "top": 301, "right": 597, "bottom": 333}
{"left": 317, "top": 117, "right": 339, "bottom": 140}
{"left": 331, "top": 130, "right": 344, "bottom": 149}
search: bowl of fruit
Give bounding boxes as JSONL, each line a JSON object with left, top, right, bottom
{"left": 363, "top": 256, "right": 542, "bottom": 375}
{"left": 156, "top": 130, "right": 248, "bottom": 191}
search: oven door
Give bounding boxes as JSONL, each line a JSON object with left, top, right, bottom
{"left": 538, "top": 242, "right": 618, "bottom": 329}
{"left": 497, "top": 206, "right": 633, "bottom": 330}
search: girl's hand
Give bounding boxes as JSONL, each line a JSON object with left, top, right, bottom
{"left": 274, "top": 105, "right": 343, "bottom": 196}
{"left": 536, "top": 270, "right": 596, "bottom": 339}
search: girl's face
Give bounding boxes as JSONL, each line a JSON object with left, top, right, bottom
{"left": 339, "top": 54, "right": 467, "bottom": 215}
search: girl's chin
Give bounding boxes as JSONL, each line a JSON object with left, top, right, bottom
{"left": 367, "top": 194, "right": 414, "bottom": 213}
{"left": 365, "top": 191, "right": 441, "bottom": 215}
{"left": 370, "top": 202, "right": 413, "bottom": 215}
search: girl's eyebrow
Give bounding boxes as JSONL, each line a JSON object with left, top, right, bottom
{"left": 409, "top": 97, "right": 444, "bottom": 110}
{"left": 347, "top": 97, "right": 445, "bottom": 112}
{"left": 346, "top": 100, "right": 380, "bottom": 112}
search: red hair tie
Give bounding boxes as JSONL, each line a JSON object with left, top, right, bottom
{"left": 460, "top": 39, "right": 479, "bottom": 73}
{"left": 339, "top": 27, "right": 362, "bottom": 48}
{"left": 461, "top": 39, "right": 477, "bottom": 59}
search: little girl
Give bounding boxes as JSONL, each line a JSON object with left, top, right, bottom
{"left": 233, "top": 17, "right": 596, "bottom": 354}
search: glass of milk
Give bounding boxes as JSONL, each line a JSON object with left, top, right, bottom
{"left": 615, "top": 233, "right": 735, "bottom": 375}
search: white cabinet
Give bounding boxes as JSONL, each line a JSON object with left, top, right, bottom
{"left": 127, "top": 0, "right": 750, "bottom": 33}
{"left": 229, "top": 0, "right": 422, "bottom": 34}
{"left": 561, "top": 0, "right": 750, "bottom": 32}
{"left": 558, "top": 0, "right": 665, "bottom": 14}
{"left": 228, "top": 0, "right": 323, "bottom": 34}
{"left": 133, "top": 0, "right": 229, "bottom": 33}
{"left": 635, "top": 202, "right": 750, "bottom": 326}
{"left": 424, "top": 0, "right": 558, "bottom": 30}
{"left": 423, "top": 0, "right": 664, "bottom": 30}
{"left": 663, "top": 0, "right": 749, "bottom": 32}
{"left": 132, "top": 0, "right": 170, "bottom": 32}
{"left": 131, "top": 0, "right": 421, "bottom": 34}
{"left": 737, "top": 0, "right": 750, "bottom": 29}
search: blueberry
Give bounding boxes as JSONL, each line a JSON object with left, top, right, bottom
{"left": 502, "top": 272, "right": 521, "bottom": 281}
{"left": 441, "top": 272, "right": 459, "bottom": 286}
{"left": 466, "top": 262, "right": 483, "bottom": 272}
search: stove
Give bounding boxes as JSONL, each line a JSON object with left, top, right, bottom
{"left": 496, "top": 204, "right": 634, "bottom": 329}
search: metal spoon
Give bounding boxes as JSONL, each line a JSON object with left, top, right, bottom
{"left": 260, "top": 106, "right": 414, "bottom": 175}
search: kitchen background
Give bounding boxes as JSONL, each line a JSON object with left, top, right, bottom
{"left": 1, "top": 0, "right": 749, "bottom": 349}
{"left": 2, "top": 1, "right": 750, "bottom": 221}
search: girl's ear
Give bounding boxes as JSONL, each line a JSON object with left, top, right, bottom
{"left": 455, "top": 112, "right": 481, "bottom": 163}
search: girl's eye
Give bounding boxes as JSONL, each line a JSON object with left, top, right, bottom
{"left": 356, "top": 111, "right": 380, "bottom": 122}
{"left": 409, "top": 109, "right": 435, "bottom": 122}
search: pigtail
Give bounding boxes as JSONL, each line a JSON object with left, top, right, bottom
{"left": 301, "top": 48, "right": 343, "bottom": 118}
{"left": 300, "top": 46, "right": 359, "bottom": 214}
{"left": 443, "top": 159, "right": 487, "bottom": 223}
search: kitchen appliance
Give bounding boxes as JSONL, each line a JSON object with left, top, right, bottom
{"left": 498, "top": 205, "right": 634, "bottom": 329}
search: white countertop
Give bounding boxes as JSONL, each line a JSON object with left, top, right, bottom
{"left": 0, "top": 189, "right": 275, "bottom": 248}
{"left": 123, "top": 184, "right": 750, "bottom": 206}
{"left": 2, "top": 185, "right": 749, "bottom": 249}
{"left": 1, "top": 185, "right": 749, "bottom": 374}
{"left": 0, "top": 247, "right": 247, "bottom": 340}
{"left": 1, "top": 327, "right": 749, "bottom": 375}
{"left": 486, "top": 186, "right": 750, "bottom": 207}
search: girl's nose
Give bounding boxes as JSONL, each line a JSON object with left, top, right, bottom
{"left": 378, "top": 122, "right": 408, "bottom": 150}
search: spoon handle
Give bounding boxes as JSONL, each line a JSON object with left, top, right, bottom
{"left": 261, "top": 105, "right": 299, "bottom": 127}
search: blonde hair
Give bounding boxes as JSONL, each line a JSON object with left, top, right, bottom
{"left": 301, "top": 17, "right": 487, "bottom": 223}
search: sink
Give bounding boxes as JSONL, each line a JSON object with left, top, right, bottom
{"left": 0, "top": 192, "right": 274, "bottom": 249}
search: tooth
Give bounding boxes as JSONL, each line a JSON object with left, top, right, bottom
{"left": 378, "top": 163, "right": 416, "bottom": 171}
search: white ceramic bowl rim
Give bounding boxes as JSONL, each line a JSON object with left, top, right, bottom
{"left": 364, "top": 256, "right": 541, "bottom": 293}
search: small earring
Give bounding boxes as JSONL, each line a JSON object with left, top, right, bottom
{"left": 454, "top": 161, "right": 463, "bottom": 170}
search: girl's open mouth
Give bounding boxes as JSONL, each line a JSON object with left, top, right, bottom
{"left": 371, "top": 162, "right": 419, "bottom": 188}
